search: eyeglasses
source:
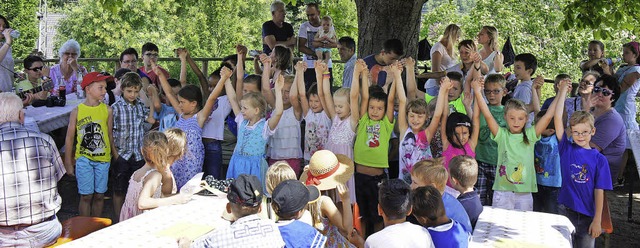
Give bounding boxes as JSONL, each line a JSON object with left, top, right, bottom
{"left": 144, "top": 53, "right": 159, "bottom": 58}
{"left": 484, "top": 89, "right": 503, "bottom": 95}
{"left": 63, "top": 52, "right": 78, "bottom": 57}
{"left": 27, "top": 66, "right": 43, "bottom": 72}
{"left": 593, "top": 86, "right": 614, "bottom": 97}
{"left": 572, "top": 130, "right": 593, "bottom": 137}
{"left": 579, "top": 80, "right": 594, "bottom": 86}
{"left": 121, "top": 60, "right": 137, "bottom": 65}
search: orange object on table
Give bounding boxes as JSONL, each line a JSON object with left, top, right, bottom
{"left": 48, "top": 216, "right": 112, "bottom": 247}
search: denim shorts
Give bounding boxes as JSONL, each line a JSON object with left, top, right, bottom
{"left": 76, "top": 156, "right": 110, "bottom": 195}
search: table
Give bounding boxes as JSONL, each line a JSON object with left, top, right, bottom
{"left": 24, "top": 94, "right": 83, "bottom": 133}
{"left": 627, "top": 130, "right": 640, "bottom": 221}
{"left": 60, "top": 173, "right": 229, "bottom": 247}
{"left": 471, "top": 207, "right": 575, "bottom": 247}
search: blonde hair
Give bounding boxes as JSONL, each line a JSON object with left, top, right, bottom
{"left": 441, "top": 24, "right": 461, "bottom": 58}
{"left": 569, "top": 110, "right": 595, "bottom": 129}
{"left": 333, "top": 88, "right": 350, "bottom": 101}
{"left": 321, "top": 16, "right": 333, "bottom": 25}
{"left": 485, "top": 73, "right": 506, "bottom": 87}
{"left": 482, "top": 26, "right": 499, "bottom": 52}
{"left": 242, "top": 92, "right": 268, "bottom": 118}
{"left": 411, "top": 158, "right": 444, "bottom": 183}
{"left": 504, "top": 99, "right": 530, "bottom": 145}
{"left": 266, "top": 161, "right": 297, "bottom": 195}
{"left": 141, "top": 131, "right": 170, "bottom": 169}
{"left": 407, "top": 98, "right": 429, "bottom": 115}
{"left": 449, "top": 155, "right": 478, "bottom": 188}
{"left": 163, "top": 128, "right": 187, "bottom": 164}
{"left": 421, "top": 166, "right": 448, "bottom": 193}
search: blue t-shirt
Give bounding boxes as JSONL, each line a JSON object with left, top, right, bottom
{"left": 557, "top": 134, "right": 613, "bottom": 217}
{"left": 277, "top": 220, "right": 327, "bottom": 248}
{"left": 363, "top": 54, "right": 387, "bottom": 87}
{"left": 534, "top": 135, "right": 562, "bottom": 187}
{"left": 457, "top": 191, "right": 483, "bottom": 230}
{"left": 154, "top": 103, "right": 177, "bottom": 131}
{"left": 442, "top": 192, "right": 472, "bottom": 233}
{"left": 428, "top": 220, "right": 469, "bottom": 248}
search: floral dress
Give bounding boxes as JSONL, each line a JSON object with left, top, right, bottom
{"left": 171, "top": 114, "right": 204, "bottom": 190}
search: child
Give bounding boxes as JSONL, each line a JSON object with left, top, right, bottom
{"left": 511, "top": 53, "right": 538, "bottom": 127}
{"left": 449, "top": 156, "right": 483, "bottom": 230}
{"left": 441, "top": 105, "right": 480, "bottom": 171}
{"left": 532, "top": 110, "right": 562, "bottom": 214}
{"left": 410, "top": 160, "right": 472, "bottom": 233}
{"left": 139, "top": 42, "right": 170, "bottom": 88}
{"left": 225, "top": 73, "right": 285, "bottom": 185}
{"left": 111, "top": 72, "right": 155, "bottom": 221}
{"left": 397, "top": 57, "right": 451, "bottom": 184}
{"left": 580, "top": 40, "right": 608, "bottom": 75}
{"left": 119, "top": 131, "right": 193, "bottom": 221}
{"left": 272, "top": 180, "right": 327, "bottom": 248}
{"left": 353, "top": 58, "right": 397, "bottom": 236}
{"left": 160, "top": 128, "right": 187, "bottom": 196}
{"left": 265, "top": 161, "right": 309, "bottom": 222}
{"left": 313, "top": 16, "right": 337, "bottom": 64}
{"left": 14, "top": 55, "right": 49, "bottom": 105}
{"left": 473, "top": 76, "right": 557, "bottom": 211}
{"left": 153, "top": 60, "right": 227, "bottom": 190}
{"left": 411, "top": 185, "right": 469, "bottom": 248}
{"left": 148, "top": 78, "right": 181, "bottom": 131}
{"left": 291, "top": 61, "right": 331, "bottom": 164}
{"left": 364, "top": 179, "right": 435, "bottom": 248}
{"left": 553, "top": 79, "right": 612, "bottom": 248}
{"left": 474, "top": 74, "right": 508, "bottom": 206}
{"left": 64, "top": 72, "right": 117, "bottom": 217}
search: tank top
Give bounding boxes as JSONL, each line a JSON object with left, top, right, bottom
{"left": 75, "top": 103, "right": 111, "bottom": 162}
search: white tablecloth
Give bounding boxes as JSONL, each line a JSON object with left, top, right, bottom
{"left": 471, "top": 207, "right": 575, "bottom": 247}
{"left": 24, "top": 94, "right": 82, "bottom": 133}
{"left": 630, "top": 130, "right": 640, "bottom": 177}
{"left": 60, "top": 173, "right": 229, "bottom": 247}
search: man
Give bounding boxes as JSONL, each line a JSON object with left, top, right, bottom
{"left": 262, "top": 1, "right": 295, "bottom": 55}
{"left": 138, "top": 42, "right": 170, "bottom": 88}
{"left": 0, "top": 92, "right": 66, "bottom": 247}
{"left": 363, "top": 39, "right": 404, "bottom": 87}
{"left": 338, "top": 36, "right": 357, "bottom": 88}
{"left": 298, "top": 2, "right": 337, "bottom": 88}
{"left": 119, "top": 48, "right": 153, "bottom": 106}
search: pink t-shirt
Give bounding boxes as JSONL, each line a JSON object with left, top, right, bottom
{"left": 442, "top": 143, "right": 476, "bottom": 187}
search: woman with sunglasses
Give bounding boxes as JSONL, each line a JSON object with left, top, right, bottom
{"left": 590, "top": 75, "right": 626, "bottom": 183}
{"left": 49, "top": 39, "right": 87, "bottom": 95}
{"left": 564, "top": 71, "right": 599, "bottom": 122}
{"left": 14, "top": 55, "right": 50, "bottom": 105}
{"left": 0, "top": 15, "right": 15, "bottom": 93}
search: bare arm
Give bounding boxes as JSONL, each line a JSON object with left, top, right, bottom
{"left": 267, "top": 75, "right": 285, "bottom": 130}
{"left": 360, "top": 62, "right": 370, "bottom": 118}
{"left": 554, "top": 79, "right": 570, "bottom": 140}
{"left": 385, "top": 65, "right": 398, "bottom": 122}
{"left": 298, "top": 37, "right": 315, "bottom": 56}
{"left": 534, "top": 96, "right": 557, "bottom": 137}
{"left": 178, "top": 50, "right": 188, "bottom": 87}
{"left": 153, "top": 61, "right": 182, "bottom": 115}
{"left": 470, "top": 98, "right": 481, "bottom": 150}
{"left": 589, "top": 189, "right": 605, "bottom": 238}
{"left": 290, "top": 62, "right": 303, "bottom": 121}
{"left": 147, "top": 85, "right": 162, "bottom": 114}
{"left": 396, "top": 64, "right": 409, "bottom": 138}
{"left": 404, "top": 57, "right": 424, "bottom": 100}
{"left": 260, "top": 55, "right": 276, "bottom": 108}
{"left": 138, "top": 172, "right": 192, "bottom": 210}
{"left": 197, "top": 67, "right": 230, "bottom": 127}
{"left": 431, "top": 51, "right": 443, "bottom": 73}
{"left": 64, "top": 108, "right": 78, "bottom": 176}
{"left": 621, "top": 72, "right": 640, "bottom": 92}
{"left": 441, "top": 95, "right": 450, "bottom": 149}
{"left": 321, "top": 184, "right": 353, "bottom": 233}
{"left": 184, "top": 49, "right": 210, "bottom": 97}
{"left": 426, "top": 78, "right": 451, "bottom": 143}
{"left": 225, "top": 79, "right": 240, "bottom": 116}
{"left": 236, "top": 46, "right": 247, "bottom": 100}
{"left": 472, "top": 78, "right": 499, "bottom": 136}
{"left": 0, "top": 30, "right": 13, "bottom": 67}
{"left": 317, "top": 61, "right": 335, "bottom": 120}
{"left": 350, "top": 61, "right": 364, "bottom": 130}
{"left": 529, "top": 75, "right": 543, "bottom": 115}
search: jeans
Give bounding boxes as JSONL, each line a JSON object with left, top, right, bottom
{"left": 202, "top": 140, "right": 223, "bottom": 179}
{"left": 0, "top": 216, "right": 61, "bottom": 247}
{"left": 533, "top": 185, "right": 560, "bottom": 214}
{"left": 559, "top": 204, "right": 595, "bottom": 248}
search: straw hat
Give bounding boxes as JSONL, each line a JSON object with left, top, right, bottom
{"left": 299, "top": 150, "right": 354, "bottom": 191}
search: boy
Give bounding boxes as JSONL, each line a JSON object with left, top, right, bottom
{"left": 362, "top": 38, "right": 404, "bottom": 87}
{"left": 365, "top": 179, "right": 435, "bottom": 248}
{"left": 149, "top": 78, "right": 181, "bottom": 131}
{"left": 475, "top": 74, "right": 508, "bottom": 205}
{"left": 410, "top": 160, "right": 472, "bottom": 233}
{"left": 192, "top": 174, "right": 285, "bottom": 248}
{"left": 111, "top": 72, "right": 155, "bottom": 220}
{"left": 64, "top": 72, "right": 117, "bottom": 217}
{"left": 353, "top": 59, "right": 397, "bottom": 236}
{"left": 139, "top": 42, "right": 170, "bottom": 88}
{"left": 449, "top": 156, "right": 483, "bottom": 229}
{"left": 406, "top": 68, "right": 470, "bottom": 115}
{"left": 553, "top": 80, "right": 612, "bottom": 248}
{"left": 541, "top": 74, "right": 571, "bottom": 111}
{"left": 271, "top": 180, "right": 326, "bottom": 248}
{"left": 532, "top": 110, "right": 561, "bottom": 214}
{"left": 295, "top": 62, "right": 331, "bottom": 164}
{"left": 412, "top": 185, "right": 469, "bottom": 248}
{"left": 511, "top": 53, "right": 537, "bottom": 127}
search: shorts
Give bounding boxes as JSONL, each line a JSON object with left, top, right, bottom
{"left": 355, "top": 171, "right": 388, "bottom": 225}
{"left": 492, "top": 191, "right": 533, "bottom": 211}
{"left": 315, "top": 47, "right": 332, "bottom": 53}
{"left": 76, "top": 156, "right": 110, "bottom": 195}
{"left": 113, "top": 156, "right": 145, "bottom": 194}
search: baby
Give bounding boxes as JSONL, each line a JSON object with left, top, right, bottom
{"left": 314, "top": 16, "right": 338, "bottom": 64}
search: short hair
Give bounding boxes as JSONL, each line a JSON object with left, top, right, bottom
{"left": 554, "top": 73, "right": 571, "bottom": 86}
{"left": 0, "top": 93, "right": 23, "bottom": 123}
{"left": 23, "top": 55, "right": 44, "bottom": 69}
{"left": 383, "top": 39, "right": 404, "bottom": 56}
{"left": 457, "top": 39, "right": 476, "bottom": 51}
{"left": 222, "top": 54, "right": 239, "bottom": 65}
{"left": 120, "top": 72, "right": 143, "bottom": 91}
{"left": 338, "top": 36, "right": 356, "bottom": 51}
{"left": 485, "top": 73, "right": 506, "bottom": 87}
{"left": 120, "top": 48, "right": 139, "bottom": 61}
{"left": 595, "top": 74, "right": 621, "bottom": 106}
{"left": 167, "top": 78, "right": 181, "bottom": 88}
{"left": 514, "top": 53, "right": 538, "bottom": 75}
{"left": 178, "top": 85, "right": 204, "bottom": 110}
{"left": 141, "top": 42, "right": 159, "bottom": 54}
{"left": 270, "top": 0, "right": 285, "bottom": 13}
{"left": 379, "top": 179, "right": 412, "bottom": 220}
{"left": 411, "top": 185, "right": 446, "bottom": 222}
{"left": 446, "top": 71, "right": 463, "bottom": 84}
{"left": 411, "top": 157, "right": 444, "bottom": 180}
{"left": 243, "top": 74, "right": 262, "bottom": 89}
{"left": 306, "top": 2, "right": 320, "bottom": 12}
{"left": 58, "top": 39, "right": 81, "bottom": 58}
{"left": 449, "top": 156, "right": 478, "bottom": 188}
{"left": 266, "top": 161, "right": 297, "bottom": 195}
{"left": 369, "top": 91, "right": 388, "bottom": 110}
{"left": 422, "top": 165, "right": 448, "bottom": 192}
{"left": 407, "top": 98, "right": 428, "bottom": 115}
{"left": 230, "top": 202, "right": 261, "bottom": 217}
{"left": 588, "top": 40, "right": 605, "bottom": 52}
{"left": 321, "top": 16, "right": 333, "bottom": 25}
{"left": 569, "top": 110, "right": 595, "bottom": 129}
{"left": 0, "top": 15, "right": 10, "bottom": 28}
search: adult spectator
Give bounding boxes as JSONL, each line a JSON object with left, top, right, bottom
{"left": 560, "top": 71, "right": 598, "bottom": 121}
{"left": 49, "top": 39, "right": 88, "bottom": 93}
{"left": 338, "top": 36, "right": 357, "bottom": 88}
{"left": 363, "top": 38, "right": 404, "bottom": 87}
{"left": 0, "top": 92, "right": 66, "bottom": 247}
{"left": 590, "top": 75, "right": 626, "bottom": 183}
{"left": 425, "top": 24, "right": 460, "bottom": 96}
{"left": 298, "top": 3, "right": 336, "bottom": 87}
{"left": 0, "top": 15, "right": 15, "bottom": 92}
{"left": 119, "top": 48, "right": 152, "bottom": 87}
{"left": 262, "top": 0, "right": 295, "bottom": 55}
{"left": 139, "top": 42, "right": 170, "bottom": 88}
{"left": 477, "top": 26, "right": 504, "bottom": 74}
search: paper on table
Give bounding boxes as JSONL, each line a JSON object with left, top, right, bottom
{"left": 156, "top": 222, "right": 215, "bottom": 240}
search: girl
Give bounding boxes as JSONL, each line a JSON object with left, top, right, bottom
{"left": 153, "top": 60, "right": 227, "bottom": 190}
{"left": 397, "top": 57, "right": 452, "bottom": 184}
{"left": 119, "top": 131, "right": 192, "bottom": 222}
{"left": 425, "top": 24, "right": 460, "bottom": 96}
{"left": 225, "top": 72, "right": 285, "bottom": 185}
{"left": 580, "top": 40, "right": 608, "bottom": 75}
{"left": 265, "top": 161, "right": 313, "bottom": 224}
{"left": 313, "top": 16, "right": 338, "bottom": 64}
{"left": 477, "top": 26, "right": 504, "bottom": 74}
{"left": 441, "top": 107, "right": 480, "bottom": 170}
{"left": 473, "top": 77, "right": 557, "bottom": 211}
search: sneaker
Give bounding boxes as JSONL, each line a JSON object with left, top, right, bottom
{"left": 613, "top": 177, "right": 625, "bottom": 188}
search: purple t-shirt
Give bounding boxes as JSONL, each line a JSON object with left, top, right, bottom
{"left": 261, "top": 20, "right": 294, "bottom": 55}
{"left": 591, "top": 108, "right": 626, "bottom": 181}
{"left": 558, "top": 134, "right": 612, "bottom": 217}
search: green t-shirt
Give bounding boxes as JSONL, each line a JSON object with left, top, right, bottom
{"left": 492, "top": 126, "right": 540, "bottom": 193}
{"left": 425, "top": 93, "right": 467, "bottom": 115}
{"left": 354, "top": 114, "right": 395, "bottom": 168}
{"left": 13, "top": 79, "right": 37, "bottom": 93}
{"left": 476, "top": 105, "right": 507, "bottom": 165}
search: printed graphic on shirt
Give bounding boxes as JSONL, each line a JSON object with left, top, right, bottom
{"left": 366, "top": 123, "right": 381, "bottom": 148}
{"left": 304, "top": 29, "right": 318, "bottom": 60}
{"left": 498, "top": 151, "right": 524, "bottom": 184}
{"left": 306, "top": 121, "right": 327, "bottom": 156}
{"left": 77, "top": 116, "right": 107, "bottom": 157}
{"left": 534, "top": 143, "right": 558, "bottom": 178}
{"left": 400, "top": 132, "right": 432, "bottom": 184}
{"left": 570, "top": 163, "right": 590, "bottom": 184}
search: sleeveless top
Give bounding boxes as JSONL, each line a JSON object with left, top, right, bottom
{"left": 75, "top": 103, "right": 111, "bottom": 162}
{"left": 236, "top": 118, "right": 270, "bottom": 156}
{"left": 267, "top": 107, "right": 302, "bottom": 159}
{"left": 443, "top": 143, "right": 476, "bottom": 170}
{"left": 304, "top": 110, "right": 331, "bottom": 161}
{"left": 399, "top": 129, "right": 433, "bottom": 184}
{"left": 326, "top": 115, "right": 356, "bottom": 159}
{"left": 119, "top": 169, "right": 162, "bottom": 221}
{"left": 482, "top": 50, "right": 498, "bottom": 73}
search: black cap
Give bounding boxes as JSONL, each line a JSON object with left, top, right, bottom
{"left": 227, "top": 174, "right": 263, "bottom": 207}
{"left": 272, "top": 180, "right": 320, "bottom": 215}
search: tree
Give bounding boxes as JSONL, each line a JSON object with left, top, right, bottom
{"left": 561, "top": 0, "right": 640, "bottom": 39}
{"left": 1, "top": 0, "right": 39, "bottom": 61}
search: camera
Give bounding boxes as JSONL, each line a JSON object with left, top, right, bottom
{"left": 45, "top": 95, "right": 66, "bottom": 107}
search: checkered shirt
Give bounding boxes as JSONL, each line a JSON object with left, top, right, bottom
{"left": 112, "top": 97, "right": 150, "bottom": 161}
{"left": 0, "top": 121, "right": 65, "bottom": 226}
{"left": 192, "top": 214, "right": 285, "bottom": 248}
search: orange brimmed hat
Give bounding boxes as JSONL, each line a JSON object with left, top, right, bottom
{"left": 299, "top": 150, "right": 354, "bottom": 191}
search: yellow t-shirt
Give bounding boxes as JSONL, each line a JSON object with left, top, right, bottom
{"left": 425, "top": 92, "right": 467, "bottom": 115}
{"left": 75, "top": 103, "right": 111, "bottom": 162}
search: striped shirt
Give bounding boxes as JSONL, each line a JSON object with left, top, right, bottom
{"left": 112, "top": 97, "right": 150, "bottom": 161}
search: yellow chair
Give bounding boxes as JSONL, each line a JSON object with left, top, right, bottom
{"left": 47, "top": 216, "right": 112, "bottom": 247}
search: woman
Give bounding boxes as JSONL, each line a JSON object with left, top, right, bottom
{"left": 477, "top": 26, "right": 504, "bottom": 74}
{"left": 49, "top": 39, "right": 87, "bottom": 94}
{"left": 564, "top": 71, "right": 599, "bottom": 121}
{"left": 425, "top": 24, "right": 460, "bottom": 96}
{"left": 0, "top": 15, "right": 15, "bottom": 92}
{"left": 590, "top": 75, "right": 627, "bottom": 183}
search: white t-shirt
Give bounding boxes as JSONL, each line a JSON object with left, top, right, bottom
{"left": 202, "top": 95, "right": 232, "bottom": 140}
{"left": 298, "top": 22, "right": 335, "bottom": 68}
{"left": 364, "top": 222, "right": 435, "bottom": 248}
{"left": 0, "top": 44, "right": 14, "bottom": 92}
{"left": 425, "top": 42, "right": 457, "bottom": 90}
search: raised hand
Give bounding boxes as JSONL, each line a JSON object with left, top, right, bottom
{"left": 533, "top": 75, "right": 545, "bottom": 89}
{"left": 259, "top": 54, "right": 271, "bottom": 65}
{"left": 558, "top": 78, "right": 571, "bottom": 92}
{"left": 176, "top": 48, "right": 188, "bottom": 60}
{"left": 404, "top": 57, "right": 416, "bottom": 69}
{"left": 470, "top": 77, "right": 484, "bottom": 91}
{"left": 150, "top": 60, "right": 162, "bottom": 75}
{"left": 274, "top": 74, "right": 284, "bottom": 92}
{"left": 314, "top": 61, "right": 328, "bottom": 75}
{"left": 295, "top": 61, "right": 307, "bottom": 72}
{"left": 337, "top": 183, "right": 350, "bottom": 201}
{"left": 441, "top": 76, "right": 453, "bottom": 90}
{"left": 354, "top": 59, "right": 366, "bottom": 74}
{"left": 146, "top": 84, "right": 158, "bottom": 96}
{"left": 388, "top": 61, "right": 403, "bottom": 76}
{"left": 235, "top": 44, "right": 248, "bottom": 56}
{"left": 220, "top": 66, "right": 233, "bottom": 79}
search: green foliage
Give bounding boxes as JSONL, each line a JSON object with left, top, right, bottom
{"left": 561, "top": 0, "right": 640, "bottom": 39}
{"left": 0, "top": 0, "right": 39, "bottom": 60}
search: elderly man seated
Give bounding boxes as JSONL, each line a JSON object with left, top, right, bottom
{"left": 0, "top": 92, "right": 66, "bottom": 247}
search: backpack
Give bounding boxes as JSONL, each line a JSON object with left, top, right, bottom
{"left": 502, "top": 37, "right": 516, "bottom": 67}
{"left": 417, "top": 38, "right": 432, "bottom": 61}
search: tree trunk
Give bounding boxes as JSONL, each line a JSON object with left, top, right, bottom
{"left": 355, "top": 0, "right": 427, "bottom": 59}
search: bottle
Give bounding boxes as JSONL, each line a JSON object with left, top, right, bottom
{"left": 10, "top": 30, "right": 19, "bottom": 39}
{"left": 90, "top": 66, "right": 96, "bottom": 72}
{"left": 604, "top": 58, "right": 622, "bottom": 66}
{"left": 59, "top": 85, "right": 66, "bottom": 100}
{"left": 76, "top": 83, "right": 84, "bottom": 99}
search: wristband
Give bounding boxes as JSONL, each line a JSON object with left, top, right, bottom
{"left": 474, "top": 65, "right": 481, "bottom": 70}
{"left": 323, "top": 71, "right": 330, "bottom": 75}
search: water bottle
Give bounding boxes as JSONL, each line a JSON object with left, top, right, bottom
{"left": 10, "top": 30, "right": 19, "bottom": 39}
{"left": 604, "top": 58, "right": 622, "bottom": 65}
{"left": 76, "top": 83, "right": 84, "bottom": 99}
{"left": 90, "top": 66, "right": 96, "bottom": 72}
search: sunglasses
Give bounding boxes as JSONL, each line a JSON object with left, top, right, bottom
{"left": 579, "top": 80, "right": 594, "bottom": 86}
{"left": 593, "top": 86, "right": 614, "bottom": 96}
{"left": 28, "top": 66, "right": 44, "bottom": 72}
{"left": 484, "top": 89, "right": 502, "bottom": 95}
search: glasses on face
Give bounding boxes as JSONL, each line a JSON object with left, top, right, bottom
{"left": 593, "top": 86, "right": 614, "bottom": 97}
{"left": 144, "top": 53, "right": 159, "bottom": 58}
{"left": 579, "top": 80, "right": 594, "bottom": 86}
{"left": 484, "top": 89, "right": 502, "bottom": 95}
{"left": 572, "top": 130, "right": 592, "bottom": 137}
{"left": 64, "top": 52, "right": 78, "bottom": 57}
{"left": 121, "top": 60, "right": 137, "bottom": 65}
{"left": 28, "top": 66, "right": 44, "bottom": 72}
